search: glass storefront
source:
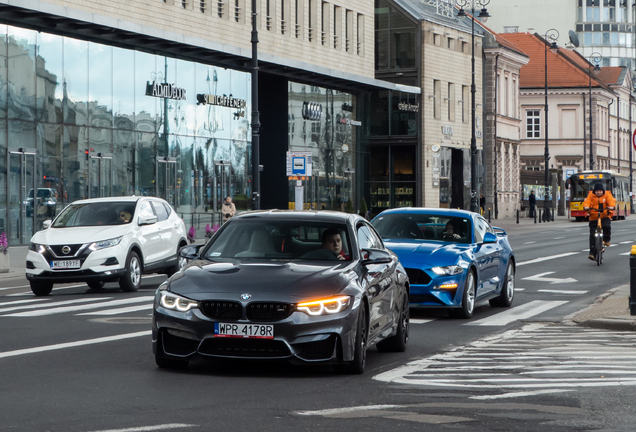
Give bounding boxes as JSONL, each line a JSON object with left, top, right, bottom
{"left": 0, "top": 25, "right": 251, "bottom": 244}
{"left": 288, "top": 83, "right": 356, "bottom": 211}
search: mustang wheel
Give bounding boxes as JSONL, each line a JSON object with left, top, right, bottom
{"left": 490, "top": 262, "right": 514, "bottom": 307}
{"left": 341, "top": 305, "right": 368, "bottom": 374}
{"left": 450, "top": 270, "right": 475, "bottom": 319}
{"left": 377, "top": 294, "right": 409, "bottom": 352}
{"left": 119, "top": 251, "right": 141, "bottom": 292}
{"left": 30, "top": 281, "right": 53, "bottom": 296}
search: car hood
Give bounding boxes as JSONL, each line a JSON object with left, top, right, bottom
{"left": 383, "top": 240, "right": 472, "bottom": 267}
{"left": 168, "top": 260, "right": 356, "bottom": 302}
{"left": 31, "top": 226, "right": 129, "bottom": 245}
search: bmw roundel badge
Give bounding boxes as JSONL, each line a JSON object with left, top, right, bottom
{"left": 240, "top": 293, "right": 252, "bottom": 300}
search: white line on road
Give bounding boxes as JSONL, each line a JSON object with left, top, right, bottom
{"left": 296, "top": 405, "right": 403, "bottom": 416}
{"left": 0, "top": 285, "right": 31, "bottom": 291}
{"left": 78, "top": 304, "right": 153, "bottom": 316}
{"left": 470, "top": 389, "right": 573, "bottom": 400}
{"left": 86, "top": 425, "right": 196, "bottom": 432}
{"left": 0, "top": 297, "right": 111, "bottom": 314}
{"left": 0, "top": 330, "right": 151, "bottom": 359}
{"left": 410, "top": 319, "right": 435, "bottom": 325}
{"left": 516, "top": 253, "right": 579, "bottom": 267}
{"left": 522, "top": 272, "right": 577, "bottom": 284}
{"left": 537, "top": 290, "right": 588, "bottom": 295}
{"left": 524, "top": 241, "right": 536, "bottom": 244}
{"left": 5, "top": 297, "right": 154, "bottom": 317}
{"left": 466, "top": 301, "right": 568, "bottom": 326}
{"left": 554, "top": 237, "right": 565, "bottom": 240}
{"left": 0, "top": 298, "right": 48, "bottom": 307}
{"left": 619, "top": 241, "right": 634, "bottom": 244}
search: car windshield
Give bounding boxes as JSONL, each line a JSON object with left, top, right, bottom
{"left": 28, "top": 189, "right": 54, "bottom": 198}
{"left": 202, "top": 219, "right": 352, "bottom": 261}
{"left": 52, "top": 202, "right": 137, "bottom": 227}
{"left": 372, "top": 213, "right": 472, "bottom": 244}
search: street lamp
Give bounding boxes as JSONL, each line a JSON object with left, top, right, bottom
{"left": 542, "top": 29, "right": 559, "bottom": 222}
{"left": 251, "top": 0, "right": 261, "bottom": 209}
{"left": 588, "top": 52, "right": 602, "bottom": 172}
{"left": 457, "top": 0, "right": 490, "bottom": 213}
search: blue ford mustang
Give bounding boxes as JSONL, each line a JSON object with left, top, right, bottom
{"left": 371, "top": 208, "right": 515, "bottom": 318}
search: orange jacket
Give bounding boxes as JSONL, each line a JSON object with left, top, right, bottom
{"left": 583, "top": 191, "right": 616, "bottom": 220}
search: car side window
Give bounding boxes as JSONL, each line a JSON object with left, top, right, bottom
{"left": 365, "top": 223, "right": 384, "bottom": 249}
{"left": 139, "top": 201, "right": 155, "bottom": 220}
{"left": 357, "top": 225, "right": 377, "bottom": 250}
{"left": 151, "top": 201, "right": 169, "bottom": 222}
{"left": 162, "top": 202, "right": 172, "bottom": 217}
{"left": 474, "top": 217, "right": 487, "bottom": 243}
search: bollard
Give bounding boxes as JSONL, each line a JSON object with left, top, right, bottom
{"left": 516, "top": 209, "right": 519, "bottom": 224}
{"left": 551, "top": 207, "right": 555, "bottom": 222}
{"left": 488, "top": 208, "right": 491, "bottom": 224}
{"left": 538, "top": 209, "right": 542, "bottom": 223}
{"left": 534, "top": 210, "right": 537, "bottom": 224}
{"left": 630, "top": 245, "right": 636, "bottom": 315}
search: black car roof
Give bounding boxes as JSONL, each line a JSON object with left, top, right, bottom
{"left": 234, "top": 209, "right": 363, "bottom": 224}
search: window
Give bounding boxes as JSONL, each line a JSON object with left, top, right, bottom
{"left": 334, "top": 5, "right": 341, "bottom": 48}
{"left": 461, "top": 41, "right": 468, "bottom": 53}
{"left": 266, "top": 0, "right": 272, "bottom": 30}
{"left": 447, "top": 83, "right": 455, "bottom": 121}
{"left": 433, "top": 33, "right": 441, "bottom": 46}
{"left": 526, "top": 110, "right": 541, "bottom": 138}
{"left": 218, "top": 0, "right": 223, "bottom": 17}
{"left": 309, "top": 0, "right": 314, "bottom": 41}
{"left": 321, "top": 1, "right": 329, "bottom": 46}
{"left": 357, "top": 224, "right": 382, "bottom": 249}
{"left": 357, "top": 13, "right": 364, "bottom": 55}
{"left": 447, "top": 37, "right": 454, "bottom": 50}
{"left": 281, "top": 0, "right": 287, "bottom": 34}
{"left": 295, "top": 0, "right": 302, "bottom": 38}
{"left": 151, "top": 201, "right": 169, "bottom": 221}
{"left": 345, "top": 9, "right": 353, "bottom": 52}
{"left": 433, "top": 80, "right": 441, "bottom": 120}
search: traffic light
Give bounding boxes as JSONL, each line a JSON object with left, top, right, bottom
{"left": 85, "top": 149, "right": 89, "bottom": 161}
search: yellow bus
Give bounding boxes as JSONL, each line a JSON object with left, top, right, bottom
{"left": 568, "top": 171, "right": 631, "bottom": 221}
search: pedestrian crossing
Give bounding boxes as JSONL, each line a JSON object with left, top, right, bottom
{"left": 0, "top": 296, "right": 154, "bottom": 317}
{"left": 374, "top": 323, "right": 636, "bottom": 398}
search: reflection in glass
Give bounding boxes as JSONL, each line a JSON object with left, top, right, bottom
{"left": 113, "top": 47, "right": 135, "bottom": 130}
{"left": 135, "top": 51, "right": 157, "bottom": 132}
{"left": 36, "top": 32, "right": 63, "bottom": 124}
{"left": 0, "top": 26, "right": 7, "bottom": 118}
{"left": 8, "top": 27, "right": 36, "bottom": 121}
{"left": 63, "top": 36, "right": 88, "bottom": 126}
{"left": 89, "top": 42, "right": 112, "bottom": 128}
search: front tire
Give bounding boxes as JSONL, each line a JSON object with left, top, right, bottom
{"left": 340, "top": 305, "right": 368, "bottom": 374}
{"left": 119, "top": 251, "right": 141, "bottom": 292}
{"left": 490, "top": 262, "right": 514, "bottom": 307}
{"left": 30, "top": 281, "right": 53, "bottom": 296}
{"left": 450, "top": 270, "right": 475, "bottom": 319}
{"left": 377, "top": 294, "right": 409, "bottom": 352}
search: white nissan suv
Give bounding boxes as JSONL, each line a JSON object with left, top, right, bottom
{"left": 26, "top": 196, "right": 188, "bottom": 296}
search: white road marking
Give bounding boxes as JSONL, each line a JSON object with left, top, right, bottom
{"left": 554, "top": 237, "right": 565, "bottom": 240}
{"left": 515, "top": 288, "right": 525, "bottom": 291}
{"left": 0, "top": 298, "right": 48, "bottom": 307}
{"left": 620, "top": 252, "right": 632, "bottom": 255}
{"left": 5, "top": 296, "right": 154, "bottom": 317}
{"left": 537, "top": 290, "right": 588, "bottom": 295}
{"left": 0, "top": 285, "right": 31, "bottom": 291}
{"left": 0, "top": 330, "right": 151, "bottom": 359}
{"left": 78, "top": 304, "right": 153, "bottom": 316}
{"left": 87, "top": 425, "right": 195, "bottom": 432}
{"left": 516, "top": 252, "right": 579, "bottom": 266}
{"left": 470, "top": 389, "right": 573, "bottom": 400}
{"left": 524, "top": 241, "right": 536, "bottom": 244}
{"left": 297, "top": 405, "right": 403, "bottom": 416}
{"left": 410, "top": 319, "right": 435, "bottom": 324}
{"left": 466, "top": 301, "right": 567, "bottom": 326}
{"left": 522, "top": 272, "right": 577, "bottom": 284}
{"left": 619, "top": 241, "right": 634, "bottom": 244}
{"left": 0, "top": 297, "right": 111, "bottom": 314}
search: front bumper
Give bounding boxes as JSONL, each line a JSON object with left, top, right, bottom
{"left": 407, "top": 269, "right": 467, "bottom": 308}
{"left": 25, "top": 243, "right": 128, "bottom": 283}
{"left": 152, "top": 295, "right": 361, "bottom": 365}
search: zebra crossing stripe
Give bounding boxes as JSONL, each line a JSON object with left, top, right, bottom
{"left": 78, "top": 304, "right": 154, "bottom": 316}
{"left": 465, "top": 301, "right": 567, "bottom": 326}
{"left": 0, "top": 297, "right": 111, "bottom": 314}
{"left": 5, "top": 296, "right": 154, "bottom": 317}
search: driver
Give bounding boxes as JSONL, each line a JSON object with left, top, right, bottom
{"left": 321, "top": 228, "right": 348, "bottom": 260}
{"left": 583, "top": 183, "right": 616, "bottom": 260}
{"left": 441, "top": 220, "right": 462, "bottom": 240}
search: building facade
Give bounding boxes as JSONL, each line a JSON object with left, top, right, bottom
{"left": 0, "top": 0, "right": 418, "bottom": 244}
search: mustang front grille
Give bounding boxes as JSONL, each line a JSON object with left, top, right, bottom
{"left": 404, "top": 268, "right": 432, "bottom": 285}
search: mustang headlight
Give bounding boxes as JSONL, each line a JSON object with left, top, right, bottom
{"left": 297, "top": 296, "right": 351, "bottom": 316}
{"left": 431, "top": 265, "right": 464, "bottom": 276}
{"left": 89, "top": 236, "right": 123, "bottom": 251}
{"left": 29, "top": 243, "right": 46, "bottom": 254}
{"left": 160, "top": 292, "right": 198, "bottom": 312}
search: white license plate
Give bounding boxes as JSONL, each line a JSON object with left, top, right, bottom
{"left": 51, "top": 260, "right": 81, "bottom": 269}
{"left": 214, "top": 323, "right": 274, "bottom": 339}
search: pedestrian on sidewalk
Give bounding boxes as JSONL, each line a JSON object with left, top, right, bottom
{"left": 529, "top": 190, "right": 536, "bottom": 218}
{"left": 222, "top": 196, "right": 236, "bottom": 223}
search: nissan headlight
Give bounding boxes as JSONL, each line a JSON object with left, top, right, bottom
{"left": 89, "top": 236, "right": 123, "bottom": 251}
{"left": 297, "top": 296, "right": 351, "bottom": 316}
{"left": 431, "top": 265, "right": 464, "bottom": 276}
{"left": 160, "top": 292, "right": 198, "bottom": 312}
{"left": 29, "top": 243, "right": 46, "bottom": 254}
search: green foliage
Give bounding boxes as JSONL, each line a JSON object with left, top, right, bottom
{"left": 359, "top": 198, "right": 368, "bottom": 216}
{"left": 345, "top": 199, "right": 355, "bottom": 214}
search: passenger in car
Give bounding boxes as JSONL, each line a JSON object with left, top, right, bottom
{"left": 118, "top": 211, "right": 132, "bottom": 224}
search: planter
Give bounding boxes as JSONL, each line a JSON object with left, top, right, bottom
{"left": 0, "top": 251, "right": 9, "bottom": 273}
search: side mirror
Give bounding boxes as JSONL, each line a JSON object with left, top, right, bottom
{"left": 483, "top": 232, "right": 497, "bottom": 244}
{"left": 42, "top": 220, "right": 52, "bottom": 229}
{"left": 138, "top": 215, "right": 158, "bottom": 226}
{"left": 361, "top": 248, "right": 392, "bottom": 265}
{"left": 179, "top": 244, "right": 203, "bottom": 260}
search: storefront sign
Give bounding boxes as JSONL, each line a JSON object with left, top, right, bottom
{"left": 146, "top": 81, "right": 186, "bottom": 100}
{"left": 341, "top": 103, "right": 353, "bottom": 112}
{"left": 196, "top": 93, "right": 247, "bottom": 108}
{"left": 442, "top": 126, "right": 453, "bottom": 136}
{"left": 339, "top": 117, "right": 362, "bottom": 126}
{"left": 398, "top": 102, "right": 419, "bottom": 112}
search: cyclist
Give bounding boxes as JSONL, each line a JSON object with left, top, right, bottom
{"left": 583, "top": 182, "right": 616, "bottom": 261}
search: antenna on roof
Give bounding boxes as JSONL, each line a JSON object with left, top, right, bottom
{"left": 569, "top": 30, "right": 580, "bottom": 48}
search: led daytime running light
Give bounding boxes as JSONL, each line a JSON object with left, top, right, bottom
{"left": 431, "top": 265, "right": 463, "bottom": 276}
{"left": 297, "top": 296, "right": 351, "bottom": 316}
{"left": 160, "top": 292, "right": 198, "bottom": 312}
{"left": 89, "top": 236, "right": 123, "bottom": 251}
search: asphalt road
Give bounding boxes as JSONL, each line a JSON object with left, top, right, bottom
{"left": 2, "top": 218, "right": 636, "bottom": 432}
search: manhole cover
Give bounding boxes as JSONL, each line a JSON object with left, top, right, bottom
{"left": 89, "top": 316, "right": 152, "bottom": 325}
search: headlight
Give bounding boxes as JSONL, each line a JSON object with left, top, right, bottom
{"left": 431, "top": 265, "right": 464, "bottom": 276}
{"left": 89, "top": 236, "right": 123, "bottom": 251}
{"left": 160, "top": 292, "right": 198, "bottom": 312}
{"left": 29, "top": 243, "right": 46, "bottom": 254}
{"left": 297, "top": 296, "right": 351, "bottom": 316}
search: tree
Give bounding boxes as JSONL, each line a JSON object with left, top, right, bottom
{"left": 359, "top": 198, "right": 368, "bottom": 219}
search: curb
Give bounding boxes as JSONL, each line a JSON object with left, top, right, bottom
{"left": 562, "top": 287, "right": 621, "bottom": 327}
{"left": 579, "top": 318, "right": 636, "bottom": 332}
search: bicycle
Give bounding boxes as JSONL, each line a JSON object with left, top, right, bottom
{"left": 586, "top": 203, "right": 614, "bottom": 266}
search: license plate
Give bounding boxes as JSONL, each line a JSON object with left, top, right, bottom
{"left": 214, "top": 323, "right": 274, "bottom": 339}
{"left": 51, "top": 260, "right": 81, "bottom": 269}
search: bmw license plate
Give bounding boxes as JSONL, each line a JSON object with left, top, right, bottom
{"left": 51, "top": 260, "right": 81, "bottom": 269}
{"left": 214, "top": 323, "right": 274, "bottom": 339}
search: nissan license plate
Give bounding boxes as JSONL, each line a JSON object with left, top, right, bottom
{"left": 51, "top": 260, "right": 81, "bottom": 269}
{"left": 214, "top": 323, "right": 274, "bottom": 339}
